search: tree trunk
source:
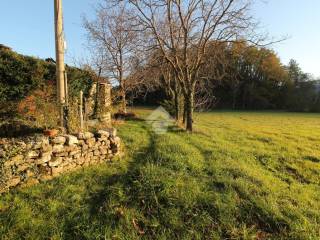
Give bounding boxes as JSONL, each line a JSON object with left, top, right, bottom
{"left": 120, "top": 86, "right": 127, "bottom": 113}
{"left": 185, "top": 90, "right": 194, "bottom": 132}
{"left": 174, "top": 92, "right": 179, "bottom": 121}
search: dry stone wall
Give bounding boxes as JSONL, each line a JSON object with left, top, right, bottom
{"left": 0, "top": 128, "right": 121, "bottom": 193}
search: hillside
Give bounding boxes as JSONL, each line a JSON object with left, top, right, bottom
{"left": 0, "top": 108, "right": 319, "bottom": 239}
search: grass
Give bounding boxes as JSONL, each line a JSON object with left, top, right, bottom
{"left": 0, "top": 107, "right": 319, "bottom": 239}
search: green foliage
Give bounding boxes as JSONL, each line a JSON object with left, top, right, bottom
{"left": 0, "top": 45, "right": 94, "bottom": 103}
{"left": 0, "top": 108, "right": 319, "bottom": 239}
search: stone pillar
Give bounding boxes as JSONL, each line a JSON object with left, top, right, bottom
{"left": 97, "top": 82, "right": 112, "bottom": 126}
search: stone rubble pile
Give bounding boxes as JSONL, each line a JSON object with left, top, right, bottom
{"left": 0, "top": 128, "right": 121, "bottom": 193}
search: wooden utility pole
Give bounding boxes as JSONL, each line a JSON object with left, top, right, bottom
{"left": 54, "top": 0, "right": 68, "bottom": 130}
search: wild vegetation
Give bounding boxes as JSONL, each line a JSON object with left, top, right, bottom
{"left": 0, "top": 44, "right": 96, "bottom": 133}
{"left": 0, "top": 108, "right": 319, "bottom": 239}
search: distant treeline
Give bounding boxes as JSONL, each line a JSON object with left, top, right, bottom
{"left": 0, "top": 44, "right": 94, "bottom": 103}
{"left": 131, "top": 42, "right": 320, "bottom": 112}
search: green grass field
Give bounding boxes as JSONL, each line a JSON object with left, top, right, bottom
{"left": 0, "top": 108, "right": 319, "bottom": 239}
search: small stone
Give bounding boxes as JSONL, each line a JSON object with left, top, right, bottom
{"left": 69, "top": 150, "right": 81, "bottom": 156}
{"left": 36, "top": 154, "right": 52, "bottom": 164}
{"left": 27, "top": 151, "right": 39, "bottom": 159}
{"left": 41, "top": 151, "right": 52, "bottom": 158}
{"left": 17, "top": 163, "right": 29, "bottom": 172}
{"left": 8, "top": 177, "right": 21, "bottom": 187}
{"left": 51, "top": 167, "right": 64, "bottom": 176}
{"left": 38, "top": 165, "right": 51, "bottom": 175}
{"left": 73, "top": 153, "right": 81, "bottom": 159}
{"left": 41, "top": 143, "right": 53, "bottom": 152}
{"left": 33, "top": 136, "right": 49, "bottom": 149}
{"left": 0, "top": 149, "right": 5, "bottom": 157}
{"left": 48, "top": 157, "right": 63, "bottom": 167}
{"left": 97, "top": 130, "right": 110, "bottom": 138}
{"left": 100, "top": 148, "right": 108, "bottom": 155}
{"left": 52, "top": 144, "right": 64, "bottom": 153}
{"left": 93, "top": 150, "right": 100, "bottom": 156}
{"left": 65, "top": 135, "right": 79, "bottom": 146}
{"left": 86, "top": 138, "right": 96, "bottom": 148}
{"left": 6, "top": 155, "right": 24, "bottom": 167}
{"left": 51, "top": 136, "right": 66, "bottom": 145}
{"left": 105, "top": 128, "right": 117, "bottom": 137}
{"left": 82, "top": 144, "right": 89, "bottom": 151}
{"left": 54, "top": 151, "right": 68, "bottom": 157}
{"left": 79, "top": 132, "right": 94, "bottom": 140}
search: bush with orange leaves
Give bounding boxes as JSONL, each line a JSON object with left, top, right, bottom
{"left": 17, "top": 84, "right": 59, "bottom": 129}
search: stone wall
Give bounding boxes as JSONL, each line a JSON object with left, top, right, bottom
{"left": 0, "top": 128, "right": 120, "bottom": 194}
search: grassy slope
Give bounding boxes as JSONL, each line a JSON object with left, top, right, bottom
{"left": 0, "top": 108, "right": 319, "bottom": 239}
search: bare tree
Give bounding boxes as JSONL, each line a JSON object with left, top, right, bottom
{"left": 126, "top": 0, "right": 260, "bottom": 131}
{"left": 84, "top": 2, "right": 138, "bottom": 113}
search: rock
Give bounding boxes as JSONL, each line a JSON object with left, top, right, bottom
{"left": 76, "top": 157, "right": 85, "bottom": 165}
{"left": 69, "top": 150, "right": 81, "bottom": 156}
{"left": 65, "top": 135, "right": 79, "bottom": 146}
{"left": 78, "top": 132, "right": 94, "bottom": 140}
{"left": 26, "top": 150, "right": 39, "bottom": 159}
{"left": 33, "top": 136, "right": 49, "bottom": 149}
{"left": 36, "top": 154, "right": 52, "bottom": 164}
{"left": 38, "top": 165, "right": 51, "bottom": 175}
{"left": 41, "top": 143, "right": 53, "bottom": 152}
{"left": 48, "top": 157, "right": 63, "bottom": 167}
{"left": 0, "top": 149, "right": 5, "bottom": 157}
{"left": 73, "top": 153, "right": 81, "bottom": 159}
{"left": 51, "top": 136, "right": 66, "bottom": 145}
{"left": 93, "top": 150, "right": 100, "bottom": 156}
{"left": 86, "top": 138, "right": 96, "bottom": 148}
{"left": 7, "top": 177, "right": 21, "bottom": 187}
{"left": 54, "top": 151, "right": 68, "bottom": 157}
{"left": 41, "top": 151, "right": 52, "bottom": 158}
{"left": 96, "top": 130, "right": 110, "bottom": 138}
{"left": 52, "top": 144, "right": 64, "bottom": 153}
{"left": 17, "top": 163, "right": 29, "bottom": 172}
{"left": 100, "top": 148, "right": 108, "bottom": 155}
{"left": 51, "top": 167, "right": 64, "bottom": 176}
{"left": 82, "top": 144, "right": 89, "bottom": 151}
{"left": 5, "top": 155, "right": 24, "bottom": 167}
{"left": 105, "top": 128, "right": 117, "bottom": 137}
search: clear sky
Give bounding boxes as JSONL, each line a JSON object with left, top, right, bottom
{"left": 0, "top": 0, "right": 319, "bottom": 78}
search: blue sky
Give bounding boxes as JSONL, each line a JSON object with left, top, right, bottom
{"left": 1, "top": 0, "right": 319, "bottom": 77}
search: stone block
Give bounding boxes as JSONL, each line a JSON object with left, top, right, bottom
{"left": 51, "top": 167, "right": 64, "bottom": 176}
{"left": 27, "top": 150, "right": 39, "bottom": 159}
{"left": 51, "top": 136, "right": 66, "bottom": 145}
{"left": 86, "top": 138, "right": 96, "bottom": 148}
{"left": 65, "top": 135, "right": 79, "bottom": 146}
{"left": 96, "top": 130, "right": 110, "bottom": 138}
{"left": 54, "top": 151, "right": 69, "bottom": 157}
{"left": 105, "top": 128, "right": 117, "bottom": 137}
{"left": 36, "top": 154, "right": 52, "bottom": 164}
{"left": 52, "top": 144, "right": 64, "bottom": 153}
{"left": 48, "top": 157, "right": 63, "bottom": 167}
{"left": 93, "top": 150, "right": 100, "bottom": 156}
{"left": 8, "top": 177, "right": 21, "bottom": 187}
{"left": 17, "top": 163, "right": 30, "bottom": 172}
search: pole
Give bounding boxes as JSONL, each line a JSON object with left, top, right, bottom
{"left": 79, "top": 91, "right": 84, "bottom": 132}
{"left": 54, "top": 0, "right": 67, "bottom": 130}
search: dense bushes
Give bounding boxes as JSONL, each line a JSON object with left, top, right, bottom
{"left": 0, "top": 44, "right": 96, "bottom": 133}
{"left": 0, "top": 44, "right": 93, "bottom": 103}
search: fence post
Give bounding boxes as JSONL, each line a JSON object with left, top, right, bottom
{"left": 79, "top": 91, "right": 84, "bottom": 132}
